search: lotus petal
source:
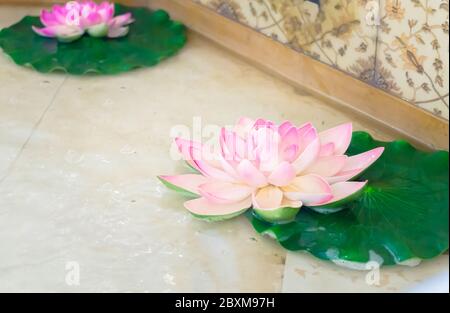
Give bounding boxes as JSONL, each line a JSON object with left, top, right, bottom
{"left": 254, "top": 118, "right": 275, "bottom": 130}
{"left": 281, "top": 144, "right": 299, "bottom": 163}
{"left": 158, "top": 174, "right": 209, "bottom": 195}
{"left": 326, "top": 147, "right": 384, "bottom": 183}
{"left": 98, "top": 1, "right": 115, "bottom": 21}
{"left": 193, "top": 155, "right": 235, "bottom": 183}
{"left": 220, "top": 128, "right": 246, "bottom": 161}
{"left": 253, "top": 127, "right": 280, "bottom": 172}
{"left": 252, "top": 186, "right": 283, "bottom": 210}
{"left": 84, "top": 12, "right": 103, "bottom": 26}
{"left": 268, "top": 162, "right": 296, "bottom": 186}
{"left": 292, "top": 137, "right": 320, "bottom": 174}
{"left": 40, "top": 9, "right": 59, "bottom": 27}
{"left": 32, "top": 25, "right": 84, "bottom": 42}
{"left": 341, "top": 147, "right": 385, "bottom": 172}
{"left": 216, "top": 153, "right": 240, "bottom": 180}
{"left": 319, "top": 123, "right": 353, "bottom": 155}
{"left": 234, "top": 117, "right": 255, "bottom": 138}
{"left": 283, "top": 174, "right": 333, "bottom": 206}
{"left": 175, "top": 137, "right": 202, "bottom": 171}
{"left": 199, "top": 182, "right": 254, "bottom": 204}
{"left": 278, "top": 121, "right": 295, "bottom": 137}
{"left": 184, "top": 197, "right": 251, "bottom": 216}
{"left": 109, "top": 13, "right": 134, "bottom": 28}
{"left": 32, "top": 25, "right": 57, "bottom": 37}
{"left": 237, "top": 159, "right": 267, "bottom": 188}
{"left": 52, "top": 5, "right": 69, "bottom": 24}
{"left": 319, "top": 142, "right": 335, "bottom": 157}
{"left": 312, "top": 181, "right": 368, "bottom": 207}
{"left": 298, "top": 123, "right": 316, "bottom": 146}
{"left": 108, "top": 26, "right": 129, "bottom": 38}
{"left": 279, "top": 127, "right": 300, "bottom": 162}
{"left": 304, "top": 155, "right": 348, "bottom": 177}
{"left": 325, "top": 169, "right": 362, "bottom": 184}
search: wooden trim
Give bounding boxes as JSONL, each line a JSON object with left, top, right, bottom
{"left": 148, "top": 0, "right": 449, "bottom": 150}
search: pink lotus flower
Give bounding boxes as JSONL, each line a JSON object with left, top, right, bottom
{"left": 32, "top": 1, "right": 134, "bottom": 42}
{"left": 159, "top": 118, "right": 384, "bottom": 223}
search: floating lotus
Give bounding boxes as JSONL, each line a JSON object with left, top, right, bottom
{"left": 32, "top": 1, "right": 134, "bottom": 42}
{"left": 159, "top": 118, "right": 384, "bottom": 223}
{"left": 0, "top": 4, "right": 186, "bottom": 74}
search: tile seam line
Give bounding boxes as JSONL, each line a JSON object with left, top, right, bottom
{"left": 0, "top": 75, "right": 69, "bottom": 186}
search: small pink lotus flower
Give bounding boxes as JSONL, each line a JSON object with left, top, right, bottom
{"left": 159, "top": 118, "right": 384, "bottom": 223}
{"left": 32, "top": 1, "right": 134, "bottom": 42}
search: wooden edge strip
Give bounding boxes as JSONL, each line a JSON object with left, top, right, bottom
{"left": 148, "top": 0, "right": 449, "bottom": 151}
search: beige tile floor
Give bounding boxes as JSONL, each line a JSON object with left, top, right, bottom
{"left": 0, "top": 5, "right": 448, "bottom": 292}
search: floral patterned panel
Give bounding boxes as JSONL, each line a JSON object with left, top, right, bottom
{"left": 193, "top": 0, "right": 449, "bottom": 120}
{"left": 377, "top": 0, "right": 449, "bottom": 118}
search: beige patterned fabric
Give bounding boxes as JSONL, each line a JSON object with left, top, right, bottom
{"left": 194, "top": 0, "right": 449, "bottom": 120}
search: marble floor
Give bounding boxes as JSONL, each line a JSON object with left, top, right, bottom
{"left": 0, "top": 5, "right": 448, "bottom": 292}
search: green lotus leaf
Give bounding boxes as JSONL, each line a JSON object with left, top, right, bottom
{"left": 248, "top": 131, "right": 449, "bottom": 266}
{"left": 0, "top": 5, "right": 186, "bottom": 75}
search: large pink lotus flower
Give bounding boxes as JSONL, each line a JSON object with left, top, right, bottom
{"left": 32, "top": 1, "right": 134, "bottom": 42}
{"left": 159, "top": 118, "right": 384, "bottom": 223}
